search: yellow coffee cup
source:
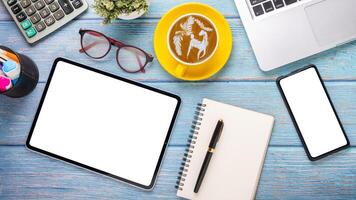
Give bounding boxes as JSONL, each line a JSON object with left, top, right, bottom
{"left": 154, "top": 2, "right": 232, "bottom": 81}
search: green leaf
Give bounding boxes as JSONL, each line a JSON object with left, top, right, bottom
{"left": 93, "top": 0, "right": 149, "bottom": 24}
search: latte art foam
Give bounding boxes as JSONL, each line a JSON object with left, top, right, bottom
{"left": 168, "top": 14, "right": 218, "bottom": 64}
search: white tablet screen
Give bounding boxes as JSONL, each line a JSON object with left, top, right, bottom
{"left": 28, "top": 60, "right": 180, "bottom": 188}
{"left": 279, "top": 67, "right": 348, "bottom": 158}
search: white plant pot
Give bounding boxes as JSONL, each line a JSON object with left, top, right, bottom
{"left": 117, "top": 0, "right": 150, "bottom": 20}
{"left": 117, "top": 10, "right": 146, "bottom": 20}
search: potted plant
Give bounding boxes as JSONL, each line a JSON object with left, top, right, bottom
{"left": 93, "top": 0, "right": 149, "bottom": 24}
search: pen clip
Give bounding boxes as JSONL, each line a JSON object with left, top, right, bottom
{"left": 209, "top": 120, "right": 224, "bottom": 148}
{"left": 217, "top": 119, "right": 224, "bottom": 141}
{"left": 216, "top": 130, "right": 222, "bottom": 143}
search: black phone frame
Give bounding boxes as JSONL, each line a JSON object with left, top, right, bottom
{"left": 276, "top": 65, "right": 350, "bottom": 161}
{"left": 26, "top": 57, "right": 181, "bottom": 190}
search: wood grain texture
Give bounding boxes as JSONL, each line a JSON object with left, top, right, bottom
{"left": 1, "top": 81, "right": 356, "bottom": 147}
{"left": 1, "top": 0, "right": 356, "bottom": 199}
{"left": 0, "top": 146, "right": 355, "bottom": 200}
{"left": 0, "top": 20, "right": 356, "bottom": 82}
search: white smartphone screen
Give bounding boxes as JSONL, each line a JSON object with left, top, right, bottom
{"left": 278, "top": 67, "right": 349, "bottom": 160}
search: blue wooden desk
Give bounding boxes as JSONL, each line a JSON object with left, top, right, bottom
{"left": 1, "top": 0, "right": 356, "bottom": 199}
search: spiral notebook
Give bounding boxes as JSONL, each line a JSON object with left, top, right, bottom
{"left": 176, "top": 99, "right": 274, "bottom": 200}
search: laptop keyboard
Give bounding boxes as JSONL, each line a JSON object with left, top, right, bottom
{"left": 251, "top": 0, "right": 299, "bottom": 16}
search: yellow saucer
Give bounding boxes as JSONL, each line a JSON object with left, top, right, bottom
{"left": 154, "top": 2, "right": 232, "bottom": 81}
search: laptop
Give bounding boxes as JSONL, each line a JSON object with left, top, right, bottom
{"left": 234, "top": 0, "right": 356, "bottom": 71}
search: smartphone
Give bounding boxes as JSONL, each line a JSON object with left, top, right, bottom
{"left": 277, "top": 65, "right": 349, "bottom": 161}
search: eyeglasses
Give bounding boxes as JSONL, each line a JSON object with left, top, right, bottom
{"left": 79, "top": 29, "right": 154, "bottom": 73}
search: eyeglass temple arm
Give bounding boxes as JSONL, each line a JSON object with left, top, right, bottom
{"left": 135, "top": 54, "right": 145, "bottom": 73}
{"left": 79, "top": 41, "right": 105, "bottom": 53}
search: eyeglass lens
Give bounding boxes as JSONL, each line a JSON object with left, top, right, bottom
{"left": 117, "top": 46, "right": 147, "bottom": 72}
{"left": 81, "top": 31, "right": 110, "bottom": 58}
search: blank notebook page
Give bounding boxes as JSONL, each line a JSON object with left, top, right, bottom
{"left": 177, "top": 99, "right": 274, "bottom": 200}
{"left": 29, "top": 61, "right": 178, "bottom": 187}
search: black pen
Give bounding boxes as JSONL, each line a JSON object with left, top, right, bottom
{"left": 194, "top": 119, "right": 224, "bottom": 193}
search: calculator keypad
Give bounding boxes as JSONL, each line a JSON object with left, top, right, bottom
{"left": 72, "top": 0, "right": 82, "bottom": 9}
{"left": 7, "top": 0, "right": 17, "bottom": 6}
{"left": 35, "top": 21, "right": 46, "bottom": 32}
{"left": 11, "top": 4, "right": 22, "bottom": 14}
{"left": 39, "top": 7, "right": 50, "bottom": 18}
{"left": 53, "top": 9, "right": 64, "bottom": 20}
{"left": 58, "top": 0, "right": 73, "bottom": 14}
{"left": 20, "top": 0, "right": 30, "bottom": 8}
{"left": 6, "top": 0, "right": 84, "bottom": 41}
{"left": 20, "top": 18, "right": 32, "bottom": 29}
{"left": 30, "top": 12, "right": 41, "bottom": 23}
{"left": 25, "top": 5, "right": 35, "bottom": 16}
{"left": 25, "top": 26, "right": 37, "bottom": 37}
{"left": 48, "top": 2, "right": 59, "bottom": 12}
{"left": 44, "top": 15, "right": 55, "bottom": 26}
{"left": 34, "top": 0, "right": 45, "bottom": 10}
{"left": 16, "top": 11, "right": 27, "bottom": 22}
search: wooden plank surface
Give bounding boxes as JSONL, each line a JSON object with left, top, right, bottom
{"left": 1, "top": 146, "right": 356, "bottom": 200}
{"left": 0, "top": 19, "right": 356, "bottom": 82}
{"left": 1, "top": 0, "right": 356, "bottom": 199}
{"left": 1, "top": 81, "right": 356, "bottom": 147}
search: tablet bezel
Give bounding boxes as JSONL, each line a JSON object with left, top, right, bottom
{"left": 26, "top": 57, "right": 181, "bottom": 190}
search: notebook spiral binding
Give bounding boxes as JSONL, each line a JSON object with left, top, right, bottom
{"left": 175, "top": 103, "right": 206, "bottom": 191}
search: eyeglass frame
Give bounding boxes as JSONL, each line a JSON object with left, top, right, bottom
{"left": 79, "top": 29, "right": 154, "bottom": 73}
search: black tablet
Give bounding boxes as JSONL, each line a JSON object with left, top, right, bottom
{"left": 26, "top": 58, "right": 181, "bottom": 189}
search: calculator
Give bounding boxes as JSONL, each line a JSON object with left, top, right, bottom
{"left": 2, "top": 0, "right": 88, "bottom": 44}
